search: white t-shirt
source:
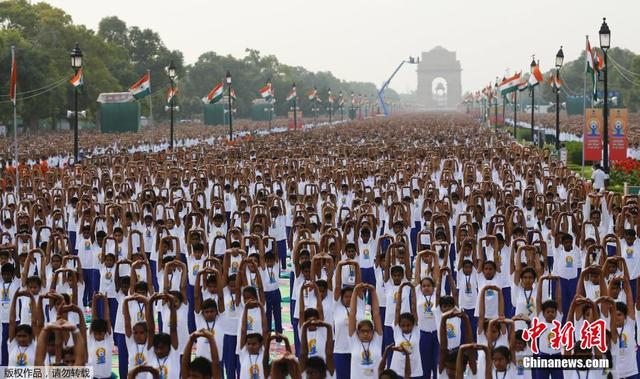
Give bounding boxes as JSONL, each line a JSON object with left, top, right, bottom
{"left": 552, "top": 247, "right": 579, "bottom": 279}
{"left": 612, "top": 315, "right": 639, "bottom": 378}
{"left": 390, "top": 325, "right": 423, "bottom": 378}
{"left": 304, "top": 327, "right": 328, "bottom": 360}
{"left": 474, "top": 273, "right": 500, "bottom": 318}
{"left": 149, "top": 347, "right": 181, "bottom": 379}
{"left": 88, "top": 333, "right": 113, "bottom": 378}
{"left": 8, "top": 339, "right": 35, "bottom": 367}
{"left": 194, "top": 314, "right": 223, "bottom": 362}
{"left": 349, "top": 333, "right": 382, "bottom": 379}
{"left": 99, "top": 265, "right": 117, "bottom": 298}
{"left": 127, "top": 335, "right": 154, "bottom": 372}
{"left": 219, "top": 287, "right": 239, "bottom": 335}
{"left": 537, "top": 311, "right": 564, "bottom": 355}
{"left": 239, "top": 346, "right": 265, "bottom": 379}
{"left": 333, "top": 303, "right": 365, "bottom": 354}
{"left": 457, "top": 270, "right": 478, "bottom": 310}
{"left": 434, "top": 308, "right": 462, "bottom": 350}
{"left": 416, "top": 291, "right": 437, "bottom": 332}
{"left": 384, "top": 282, "right": 412, "bottom": 326}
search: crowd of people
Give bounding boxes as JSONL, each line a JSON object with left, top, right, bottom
{"left": 0, "top": 113, "right": 639, "bottom": 379}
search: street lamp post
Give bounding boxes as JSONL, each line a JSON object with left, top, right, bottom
{"left": 292, "top": 83, "right": 297, "bottom": 131}
{"left": 226, "top": 70, "right": 233, "bottom": 141}
{"left": 494, "top": 77, "right": 499, "bottom": 132}
{"left": 70, "top": 43, "right": 83, "bottom": 162}
{"left": 167, "top": 60, "right": 177, "bottom": 149}
{"left": 600, "top": 18, "right": 611, "bottom": 179}
{"left": 339, "top": 91, "right": 344, "bottom": 123}
{"left": 554, "top": 46, "right": 564, "bottom": 151}
{"left": 328, "top": 89, "right": 332, "bottom": 124}
{"left": 530, "top": 58, "right": 536, "bottom": 146}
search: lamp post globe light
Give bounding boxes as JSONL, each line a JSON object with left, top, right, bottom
{"left": 599, "top": 18, "right": 611, "bottom": 179}
{"left": 226, "top": 70, "right": 233, "bottom": 141}
{"left": 530, "top": 58, "right": 537, "bottom": 146}
{"left": 494, "top": 77, "right": 499, "bottom": 132}
{"left": 328, "top": 89, "right": 332, "bottom": 124}
{"left": 554, "top": 46, "right": 564, "bottom": 150}
{"left": 70, "top": 43, "right": 83, "bottom": 162}
{"left": 167, "top": 60, "right": 177, "bottom": 149}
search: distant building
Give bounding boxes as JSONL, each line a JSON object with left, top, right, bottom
{"left": 416, "top": 46, "right": 462, "bottom": 110}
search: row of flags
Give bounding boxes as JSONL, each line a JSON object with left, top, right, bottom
{"left": 472, "top": 36, "right": 606, "bottom": 106}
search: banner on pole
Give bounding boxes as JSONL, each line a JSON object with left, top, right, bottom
{"left": 583, "top": 108, "right": 603, "bottom": 161}
{"left": 609, "top": 108, "right": 628, "bottom": 161}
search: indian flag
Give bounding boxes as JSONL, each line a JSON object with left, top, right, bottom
{"left": 517, "top": 80, "right": 529, "bottom": 92}
{"left": 286, "top": 88, "right": 296, "bottom": 102}
{"left": 202, "top": 82, "right": 223, "bottom": 104}
{"left": 69, "top": 68, "right": 83, "bottom": 88}
{"left": 167, "top": 87, "right": 177, "bottom": 104}
{"left": 586, "top": 36, "right": 598, "bottom": 100}
{"left": 499, "top": 72, "right": 521, "bottom": 95}
{"left": 231, "top": 88, "right": 237, "bottom": 100}
{"left": 528, "top": 63, "right": 543, "bottom": 87}
{"left": 307, "top": 89, "right": 317, "bottom": 100}
{"left": 129, "top": 73, "right": 151, "bottom": 100}
{"left": 259, "top": 82, "right": 272, "bottom": 99}
{"left": 549, "top": 71, "right": 562, "bottom": 90}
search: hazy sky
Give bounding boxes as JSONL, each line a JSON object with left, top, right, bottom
{"left": 42, "top": 0, "right": 640, "bottom": 94}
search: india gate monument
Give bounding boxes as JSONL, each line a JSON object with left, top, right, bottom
{"left": 416, "top": 46, "right": 462, "bottom": 110}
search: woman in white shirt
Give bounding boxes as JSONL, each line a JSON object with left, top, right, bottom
{"left": 348, "top": 283, "right": 383, "bottom": 379}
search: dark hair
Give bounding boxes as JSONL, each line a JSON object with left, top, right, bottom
{"left": 201, "top": 299, "right": 218, "bottom": 312}
{"left": 264, "top": 251, "right": 276, "bottom": 261}
{"left": 1, "top": 263, "right": 15, "bottom": 275}
{"left": 399, "top": 312, "right": 416, "bottom": 325}
{"left": 521, "top": 267, "right": 537, "bottom": 279}
{"left": 379, "top": 369, "right": 400, "bottom": 379}
{"left": 483, "top": 260, "right": 497, "bottom": 270}
{"left": 246, "top": 333, "right": 263, "bottom": 344}
{"left": 390, "top": 266, "right": 404, "bottom": 276}
{"left": 315, "top": 279, "right": 328, "bottom": 290}
{"left": 152, "top": 332, "right": 172, "bottom": 348}
{"left": 541, "top": 300, "right": 558, "bottom": 312}
{"left": 440, "top": 296, "right": 455, "bottom": 308}
{"left": 304, "top": 308, "right": 320, "bottom": 321}
{"left": 168, "top": 290, "right": 183, "bottom": 304}
{"left": 134, "top": 281, "right": 148, "bottom": 293}
{"left": 26, "top": 276, "right": 42, "bottom": 287}
{"left": 188, "top": 357, "right": 213, "bottom": 377}
{"left": 616, "top": 301, "right": 628, "bottom": 316}
{"left": 300, "top": 260, "right": 312, "bottom": 270}
{"left": 15, "top": 324, "right": 33, "bottom": 336}
{"left": 242, "top": 286, "right": 258, "bottom": 299}
{"left": 625, "top": 229, "right": 637, "bottom": 238}
{"left": 192, "top": 242, "right": 205, "bottom": 252}
{"left": 305, "top": 357, "right": 328, "bottom": 376}
{"left": 493, "top": 345, "right": 511, "bottom": 361}
{"left": 90, "top": 319, "right": 108, "bottom": 333}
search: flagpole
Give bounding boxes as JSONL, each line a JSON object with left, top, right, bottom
{"left": 11, "top": 46, "right": 18, "bottom": 200}
{"left": 582, "top": 35, "right": 588, "bottom": 177}
{"left": 147, "top": 69, "right": 153, "bottom": 126}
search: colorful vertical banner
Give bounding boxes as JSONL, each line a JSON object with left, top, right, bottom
{"left": 609, "top": 108, "right": 628, "bottom": 161}
{"left": 583, "top": 108, "right": 603, "bottom": 161}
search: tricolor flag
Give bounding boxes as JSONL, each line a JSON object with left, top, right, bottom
{"left": 517, "top": 80, "right": 529, "bottom": 92}
{"left": 259, "top": 81, "right": 272, "bottom": 99}
{"left": 338, "top": 94, "right": 344, "bottom": 106}
{"left": 328, "top": 94, "right": 334, "bottom": 104}
{"left": 307, "top": 88, "right": 317, "bottom": 100}
{"left": 528, "top": 63, "right": 543, "bottom": 87}
{"left": 286, "top": 88, "right": 297, "bottom": 102}
{"left": 230, "top": 88, "right": 237, "bottom": 101}
{"left": 69, "top": 68, "right": 83, "bottom": 88}
{"left": 586, "top": 36, "right": 598, "bottom": 100}
{"left": 129, "top": 73, "right": 151, "bottom": 100}
{"left": 9, "top": 47, "right": 17, "bottom": 106}
{"left": 202, "top": 82, "right": 224, "bottom": 104}
{"left": 167, "top": 86, "right": 177, "bottom": 104}
{"left": 548, "top": 71, "right": 563, "bottom": 90}
{"left": 498, "top": 72, "right": 521, "bottom": 96}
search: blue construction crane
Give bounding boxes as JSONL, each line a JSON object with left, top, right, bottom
{"left": 377, "top": 56, "right": 420, "bottom": 117}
